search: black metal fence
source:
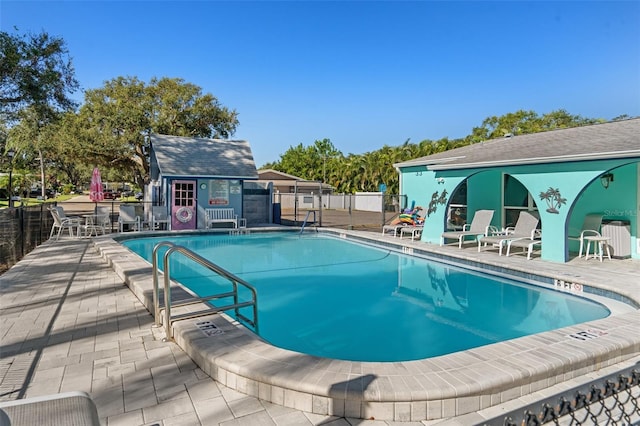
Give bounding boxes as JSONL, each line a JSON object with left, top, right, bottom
{"left": 275, "top": 193, "right": 408, "bottom": 231}
{"left": 0, "top": 204, "right": 56, "bottom": 273}
{"left": 0, "top": 193, "right": 410, "bottom": 272}
{"left": 0, "top": 200, "right": 132, "bottom": 273}
{"left": 479, "top": 363, "right": 640, "bottom": 425}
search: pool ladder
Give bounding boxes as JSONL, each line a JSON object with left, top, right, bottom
{"left": 152, "top": 242, "right": 259, "bottom": 340}
{"left": 300, "top": 210, "right": 318, "bottom": 234}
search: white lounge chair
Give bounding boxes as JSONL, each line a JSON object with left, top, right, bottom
{"left": 506, "top": 230, "right": 542, "bottom": 260}
{"left": 441, "top": 209, "right": 494, "bottom": 248}
{"left": 478, "top": 211, "right": 539, "bottom": 255}
{"left": 118, "top": 205, "right": 141, "bottom": 232}
{"left": 568, "top": 213, "right": 603, "bottom": 258}
{"left": 399, "top": 225, "right": 423, "bottom": 240}
{"left": 382, "top": 223, "right": 404, "bottom": 237}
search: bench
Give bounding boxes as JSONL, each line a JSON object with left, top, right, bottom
{"left": 205, "top": 208, "right": 238, "bottom": 229}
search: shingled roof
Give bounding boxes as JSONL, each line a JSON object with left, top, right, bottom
{"left": 151, "top": 134, "right": 258, "bottom": 179}
{"left": 395, "top": 118, "right": 640, "bottom": 171}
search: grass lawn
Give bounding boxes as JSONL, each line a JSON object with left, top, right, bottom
{"left": 0, "top": 193, "right": 78, "bottom": 209}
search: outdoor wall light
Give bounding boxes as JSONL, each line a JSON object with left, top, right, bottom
{"left": 600, "top": 173, "right": 614, "bottom": 189}
{"left": 436, "top": 177, "right": 445, "bottom": 184}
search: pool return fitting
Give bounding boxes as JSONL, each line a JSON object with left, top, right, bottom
{"left": 152, "top": 241, "right": 259, "bottom": 341}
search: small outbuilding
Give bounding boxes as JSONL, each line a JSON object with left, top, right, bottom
{"left": 148, "top": 134, "right": 259, "bottom": 230}
{"left": 394, "top": 118, "right": 640, "bottom": 262}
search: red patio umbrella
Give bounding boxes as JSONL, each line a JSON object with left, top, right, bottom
{"left": 89, "top": 167, "right": 104, "bottom": 205}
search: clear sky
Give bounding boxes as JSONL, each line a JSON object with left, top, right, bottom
{"left": 2, "top": 1, "right": 639, "bottom": 167}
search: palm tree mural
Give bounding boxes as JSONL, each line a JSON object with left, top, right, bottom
{"left": 539, "top": 187, "right": 566, "bottom": 214}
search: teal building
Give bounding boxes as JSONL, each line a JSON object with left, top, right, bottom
{"left": 394, "top": 118, "right": 639, "bottom": 262}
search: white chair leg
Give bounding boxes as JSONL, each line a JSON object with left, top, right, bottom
{"left": 578, "top": 240, "right": 584, "bottom": 258}
{"left": 597, "top": 241, "right": 603, "bottom": 262}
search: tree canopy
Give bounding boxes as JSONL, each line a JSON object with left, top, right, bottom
{"left": 1, "top": 29, "right": 626, "bottom": 200}
{"left": 1, "top": 29, "right": 80, "bottom": 197}
{"left": 0, "top": 30, "right": 79, "bottom": 123}
{"left": 266, "top": 109, "right": 608, "bottom": 194}
{"left": 77, "top": 76, "right": 239, "bottom": 187}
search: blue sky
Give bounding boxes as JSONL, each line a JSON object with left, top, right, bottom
{"left": 2, "top": 1, "right": 639, "bottom": 167}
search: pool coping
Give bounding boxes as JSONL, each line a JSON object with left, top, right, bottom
{"left": 93, "top": 228, "right": 640, "bottom": 422}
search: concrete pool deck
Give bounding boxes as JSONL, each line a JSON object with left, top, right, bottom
{"left": 1, "top": 228, "right": 639, "bottom": 424}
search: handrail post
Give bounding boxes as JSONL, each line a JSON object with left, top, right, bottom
{"left": 163, "top": 248, "right": 174, "bottom": 340}
{"left": 152, "top": 242, "right": 175, "bottom": 326}
{"left": 252, "top": 287, "right": 259, "bottom": 333}
{"left": 233, "top": 281, "right": 239, "bottom": 318}
{"left": 152, "top": 247, "right": 160, "bottom": 326}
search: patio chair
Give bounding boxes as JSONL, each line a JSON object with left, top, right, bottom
{"left": 150, "top": 205, "right": 170, "bottom": 230}
{"left": 49, "top": 206, "right": 81, "bottom": 240}
{"left": 441, "top": 209, "right": 494, "bottom": 248}
{"left": 95, "top": 205, "right": 112, "bottom": 233}
{"left": 118, "top": 204, "right": 141, "bottom": 232}
{"left": 567, "top": 213, "right": 603, "bottom": 258}
{"left": 478, "top": 211, "right": 539, "bottom": 255}
{"left": 506, "top": 230, "right": 542, "bottom": 260}
{"left": 81, "top": 206, "right": 110, "bottom": 237}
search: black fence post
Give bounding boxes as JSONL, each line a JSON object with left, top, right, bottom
{"left": 19, "top": 205, "right": 25, "bottom": 258}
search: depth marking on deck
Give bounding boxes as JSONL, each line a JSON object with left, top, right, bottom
{"left": 196, "top": 320, "right": 224, "bottom": 337}
{"left": 567, "top": 328, "right": 608, "bottom": 341}
{"left": 554, "top": 279, "right": 584, "bottom": 293}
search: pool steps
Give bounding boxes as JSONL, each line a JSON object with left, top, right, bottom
{"left": 151, "top": 241, "right": 258, "bottom": 340}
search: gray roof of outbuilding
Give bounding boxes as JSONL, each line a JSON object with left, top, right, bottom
{"left": 151, "top": 134, "right": 258, "bottom": 179}
{"left": 394, "top": 118, "right": 640, "bottom": 170}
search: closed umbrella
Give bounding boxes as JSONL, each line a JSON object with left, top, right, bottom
{"left": 89, "top": 167, "right": 104, "bottom": 205}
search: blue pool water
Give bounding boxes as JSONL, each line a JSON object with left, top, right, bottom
{"left": 123, "top": 232, "right": 610, "bottom": 362}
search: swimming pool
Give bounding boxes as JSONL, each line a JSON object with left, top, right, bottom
{"left": 123, "top": 232, "right": 610, "bottom": 362}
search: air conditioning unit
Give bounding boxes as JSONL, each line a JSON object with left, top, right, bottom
{"left": 601, "top": 221, "right": 631, "bottom": 259}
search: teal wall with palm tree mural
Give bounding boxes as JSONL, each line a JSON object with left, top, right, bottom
{"left": 400, "top": 158, "right": 638, "bottom": 262}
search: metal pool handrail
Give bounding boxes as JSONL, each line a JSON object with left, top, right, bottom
{"left": 300, "top": 210, "right": 318, "bottom": 234}
{"left": 152, "top": 241, "right": 259, "bottom": 340}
